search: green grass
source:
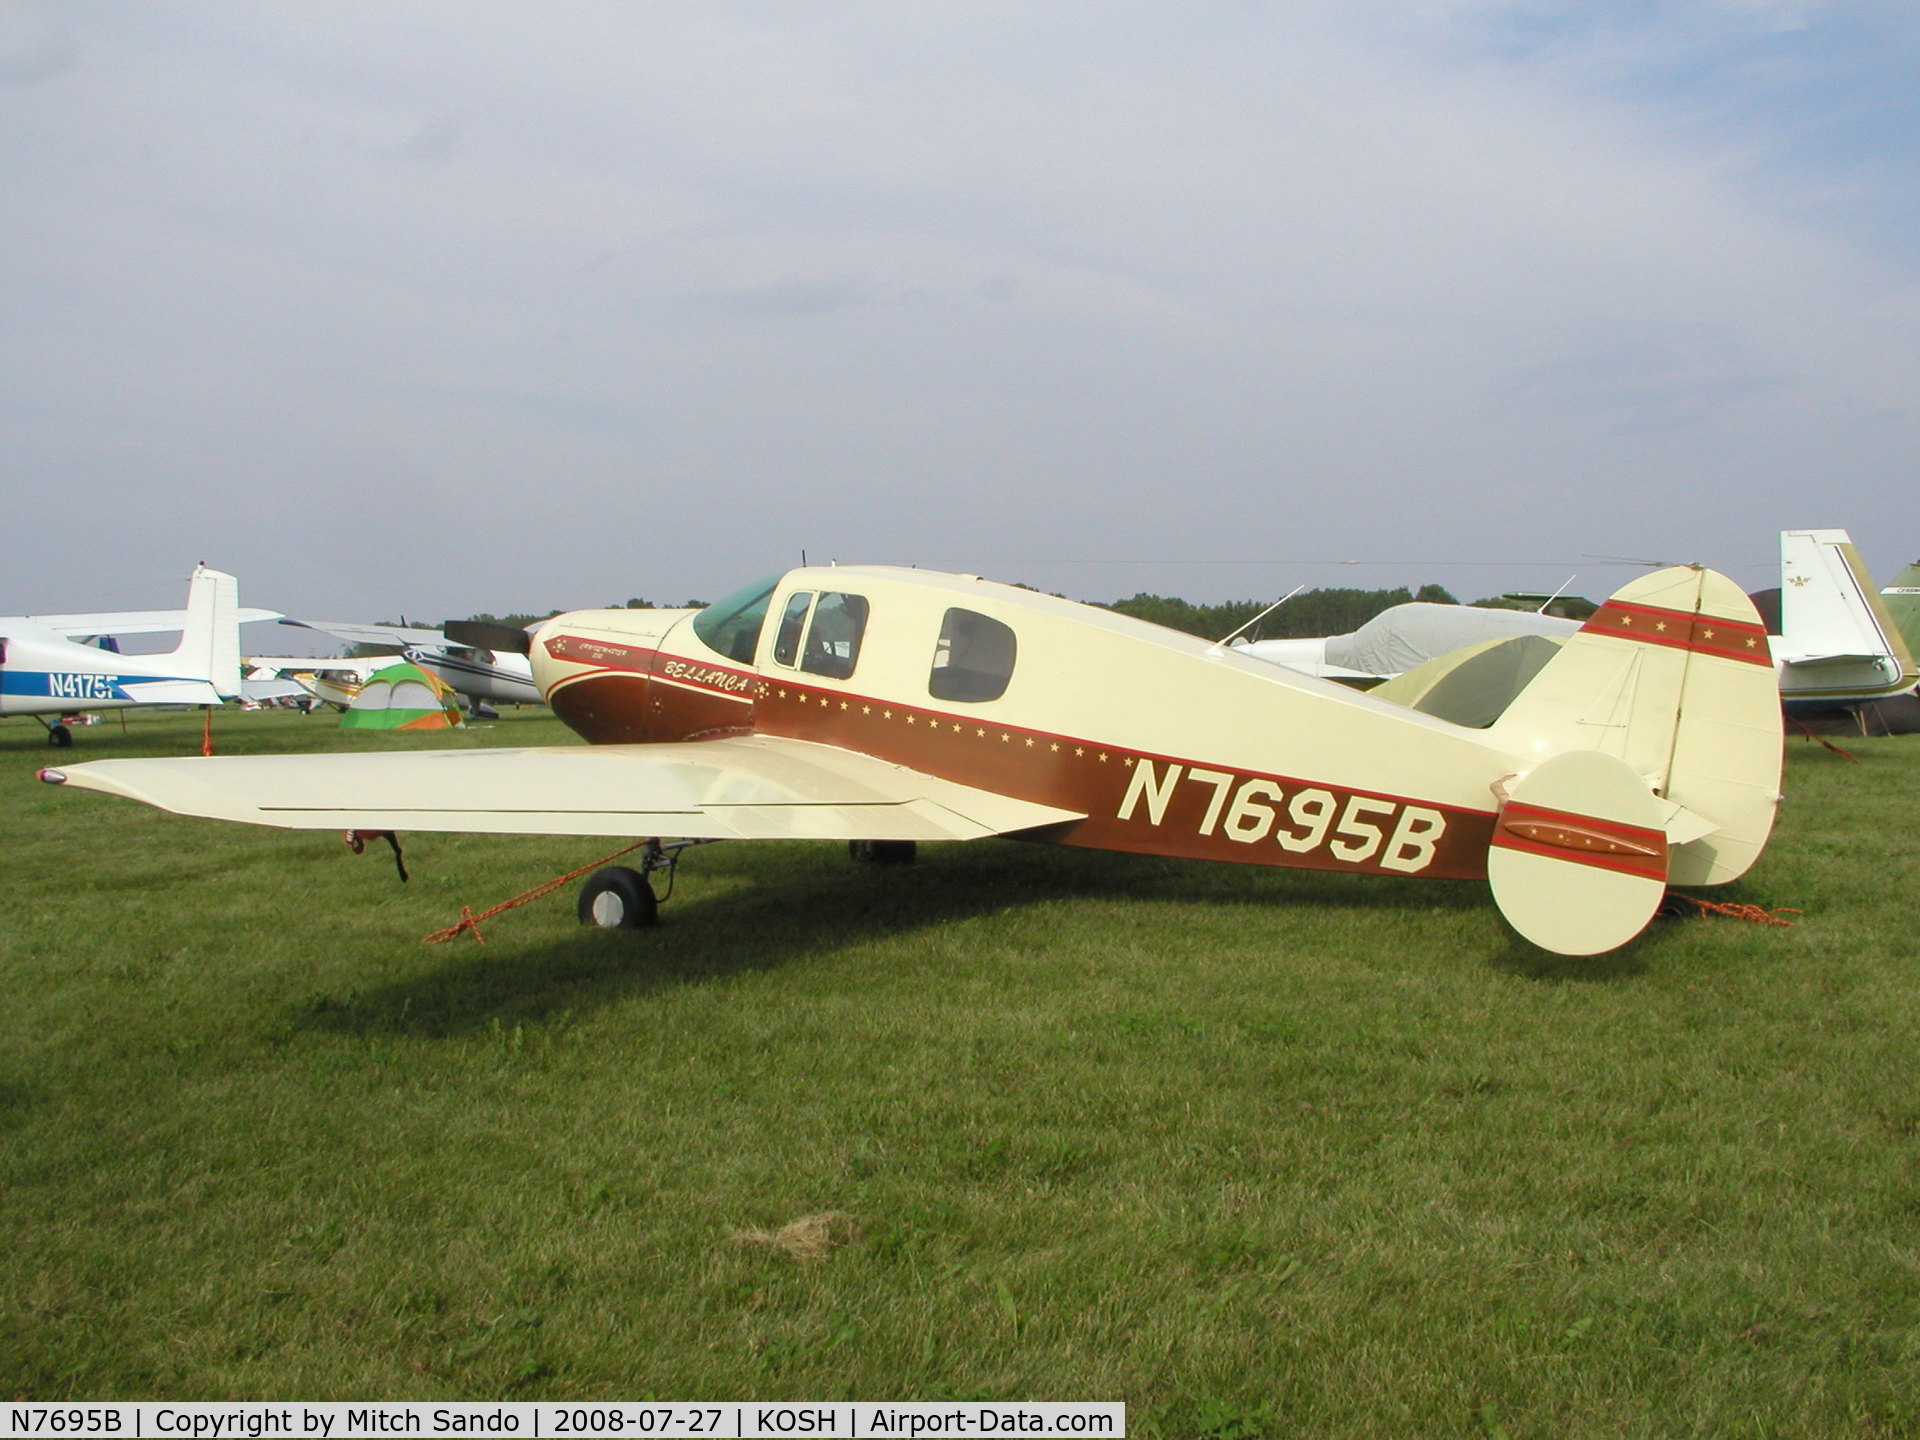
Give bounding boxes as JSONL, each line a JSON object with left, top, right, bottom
{"left": 3, "top": 710, "right": 1918, "bottom": 1436}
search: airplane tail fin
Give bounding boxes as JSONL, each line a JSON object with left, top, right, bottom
{"left": 1484, "top": 566, "right": 1782, "bottom": 953}
{"left": 1777, "top": 529, "right": 1915, "bottom": 704}
{"left": 1879, "top": 559, "right": 1920, "bottom": 667}
{"left": 165, "top": 565, "right": 243, "bottom": 699}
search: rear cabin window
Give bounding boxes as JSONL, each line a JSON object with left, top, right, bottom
{"left": 691, "top": 575, "right": 779, "bottom": 664}
{"left": 929, "top": 608, "right": 1017, "bottom": 702}
{"left": 800, "top": 592, "right": 870, "bottom": 679}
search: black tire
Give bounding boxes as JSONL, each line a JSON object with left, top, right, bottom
{"left": 47, "top": 725, "right": 73, "bottom": 749}
{"left": 848, "top": 839, "right": 917, "bottom": 865}
{"left": 577, "top": 866, "right": 657, "bottom": 929}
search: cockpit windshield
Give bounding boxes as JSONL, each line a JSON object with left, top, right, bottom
{"left": 690, "top": 575, "right": 780, "bottom": 664}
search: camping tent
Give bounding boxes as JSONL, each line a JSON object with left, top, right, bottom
{"left": 339, "top": 660, "right": 464, "bottom": 731}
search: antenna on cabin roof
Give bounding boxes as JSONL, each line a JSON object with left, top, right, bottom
{"left": 1209, "top": 585, "right": 1304, "bottom": 652}
{"left": 801, "top": 549, "right": 808, "bottom": 566}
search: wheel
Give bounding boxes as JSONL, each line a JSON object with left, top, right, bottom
{"left": 47, "top": 724, "right": 73, "bottom": 749}
{"left": 577, "top": 866, "right": 658, "bottom": 928}
{"left": 848, "top": 839, "right": 917, "bottom": 864}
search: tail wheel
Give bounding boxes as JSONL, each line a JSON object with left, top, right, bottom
{"left": 849, "top": 840, "right": 917, "bottom": 865}
{"left": 577, "top": 866, "right": 658, "bottom": 929}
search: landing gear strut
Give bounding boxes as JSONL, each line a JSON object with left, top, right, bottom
{"left": 39, "top": 720, "right": 73, "bottom": 748}
{"left": 576, "top": 838, "right": 715, "bottom": 929}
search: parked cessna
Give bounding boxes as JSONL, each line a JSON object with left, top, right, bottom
{"left": 2, "top": 565, "right": 269, "bottom": 745}
{"left": 44, "top": 563, "right": 1782, "bottom": 956}
{"left": 277, "top": 619, "right": 541, "bottom": 716}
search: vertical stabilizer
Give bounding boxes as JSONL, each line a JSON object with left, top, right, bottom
{"left": 1489, "top": 566, "right": 1781, "bottom": 890}
{"left": 1878, "top": 560, "right": 1920, "bottom": 661}
{"left": 1776, "top": 529, "right": 1916, "bottom": 702}
{"left": 166, "top": 565, "right": 243, "bottom": 699}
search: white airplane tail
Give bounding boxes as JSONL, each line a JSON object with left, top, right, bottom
{"left": 1775, "top": 529, "right": 1915, "bottom": 703}
{"left": 1484, "top": 566, "right": 1782, "bottom": 953}
{"left": 165, "top": 565, "right": 243, "bottom": 699}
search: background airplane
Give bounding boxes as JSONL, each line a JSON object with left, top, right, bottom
{"left": 277, "top": 619, "right": 541, "bottom": 717}
{"left": 1, "top": 565, "right": 268, "bottom": 745}
{"left": 1239, "top": 529, "right": 1914, "bottom": 723}
{"left": 47, "top": 561, "right": 1781, "bottom": 957}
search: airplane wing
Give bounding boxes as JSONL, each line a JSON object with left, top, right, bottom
{"left": 44, "top": 734, "right": 1086, "bottom": 842}
{"left": 30, "top": 607, "right": 282, "bottom": 637}
{"left": 281, "top": 619, "right": 449, "bottom": 649}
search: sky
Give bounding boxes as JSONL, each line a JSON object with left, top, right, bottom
{"left": 4, "top": 1, "right": 1919, "bottom": 626}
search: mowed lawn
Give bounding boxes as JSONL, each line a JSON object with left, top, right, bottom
{"left": 2, "top": 708, "right": 1917, "bottom": 1436}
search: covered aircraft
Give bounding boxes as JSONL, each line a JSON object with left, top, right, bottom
{"left": 1243, "top": 530, "right": 1913, "bottom": 724}
{"left": 1, "top": 565, "right": 269, "bottom": 745}
{"left": 45, "top": 563, "right": 1779, "bottom": 957}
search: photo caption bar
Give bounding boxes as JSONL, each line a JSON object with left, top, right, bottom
{"left": 5, "top": 1402, "right": 1124, "bottom": 1439}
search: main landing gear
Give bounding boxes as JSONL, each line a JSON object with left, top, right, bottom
{"left": 576, "top": 838, "right": 714, "bottom": 930}
{"left": 39, "top": 719, "right": 73, "bottom": 748}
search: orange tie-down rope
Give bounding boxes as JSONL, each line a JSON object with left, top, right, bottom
{"left": 423, "top": 839, "right": 652, "bottom": 945}
{"left": 1664, "top": 894, "right": 1800, "bottom": 927}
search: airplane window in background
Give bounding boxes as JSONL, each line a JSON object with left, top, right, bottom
{"left": 690, "top": 575, "right": 781, "bottom": 664}
{"left": 800, "top": 593, "right": 871, "bottom": 680}
{"left": 773, "top": 592, "right": 814, "bottom": 668}
{"left": 928, "top": 608, "right": 1017, "bottom": 702}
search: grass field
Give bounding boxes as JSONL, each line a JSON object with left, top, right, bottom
{"left": 2, "top": 707, "right": 1917, "bottom": 1436}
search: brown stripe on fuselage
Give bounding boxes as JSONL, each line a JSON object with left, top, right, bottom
{"left": 554, "top": 652, "right": 1499, "bottom": 880}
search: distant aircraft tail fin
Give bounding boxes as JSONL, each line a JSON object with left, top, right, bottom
{"left": 165, "top": 565, "right": 243, "bottom": 699}
{"left": 1484, "top": 566, "right": 1781, "bottom": 949}
{"left": 1879, "top": 558, "right": 1920, "bottom": 665}
{"left": 1776, "top": 529, "right": 1916, "bottom": 703}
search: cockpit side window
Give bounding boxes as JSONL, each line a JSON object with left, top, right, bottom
{"left": 800, "top": 593, "right": 870, "bottom": 679}
{"left": 772, "top": 592, "right": 814, "bottom": 668}
{"left": 690, "top": 575, "right": 780, "bottom": 664}
{"left": 929, "top": 608, "right": 1017, "bottom": 702}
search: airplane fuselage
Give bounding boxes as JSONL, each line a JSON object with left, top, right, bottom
{"left": 1, "top": 625, "right": 225, "bottom": 718}
{"left": 527, "top": 569, "right": 1532, "bottom": 881}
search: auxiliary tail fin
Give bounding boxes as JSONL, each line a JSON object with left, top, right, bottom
{"left": 1484, "top": 567, "right": 1782, "bottom": 952}
{"left": 1775, "top": 529, "right": 1915, "bottom": 704}
{"left": 165, "top": 565, "right": 243, "bottom": 699}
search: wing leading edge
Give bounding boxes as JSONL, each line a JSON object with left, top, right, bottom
{"left": 45, "top": 735, "right": 1085, "bottom": 842}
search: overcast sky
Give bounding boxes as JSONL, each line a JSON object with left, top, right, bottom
{"left": 4, "top": 1, "right": 1918, "bottom": 625}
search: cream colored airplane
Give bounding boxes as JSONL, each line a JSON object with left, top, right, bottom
{"left": 41, "top": 563, "right": 1782, "bottom": 956}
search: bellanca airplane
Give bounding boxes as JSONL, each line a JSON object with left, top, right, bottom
{"left": 41, "top": 562, "right": 1782, "bottom": 956}
{"left": 2, "top": 565, "right": 269, "bottom": 746}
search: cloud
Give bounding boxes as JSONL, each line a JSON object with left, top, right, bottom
{"left": 0, "top": 2, "right": 1917, "bottom": 617}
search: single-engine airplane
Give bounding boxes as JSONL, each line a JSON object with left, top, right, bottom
{"left": 3, "top": 565, "right": 264, "bottom": 745}
{"left": 42, "top": 563, "right": 1782, "bottom": 956}
{"left": 278, "top": 619, "right": 541, "bottom": 717}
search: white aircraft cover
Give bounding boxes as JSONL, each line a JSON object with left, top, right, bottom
{"left": 1321, "top": 603, "right": 1576, "bottom": 678}
{"left": 47, "top": 734, "right": 1086, "bottom": 842}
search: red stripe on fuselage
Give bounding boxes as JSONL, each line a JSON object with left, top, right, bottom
{"left": 547, "top": 642, "right": 1499, "bottom": 879}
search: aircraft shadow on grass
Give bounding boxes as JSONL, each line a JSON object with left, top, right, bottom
{"left": 289, "top": 838, "right": 1660, "bottom": 1041}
